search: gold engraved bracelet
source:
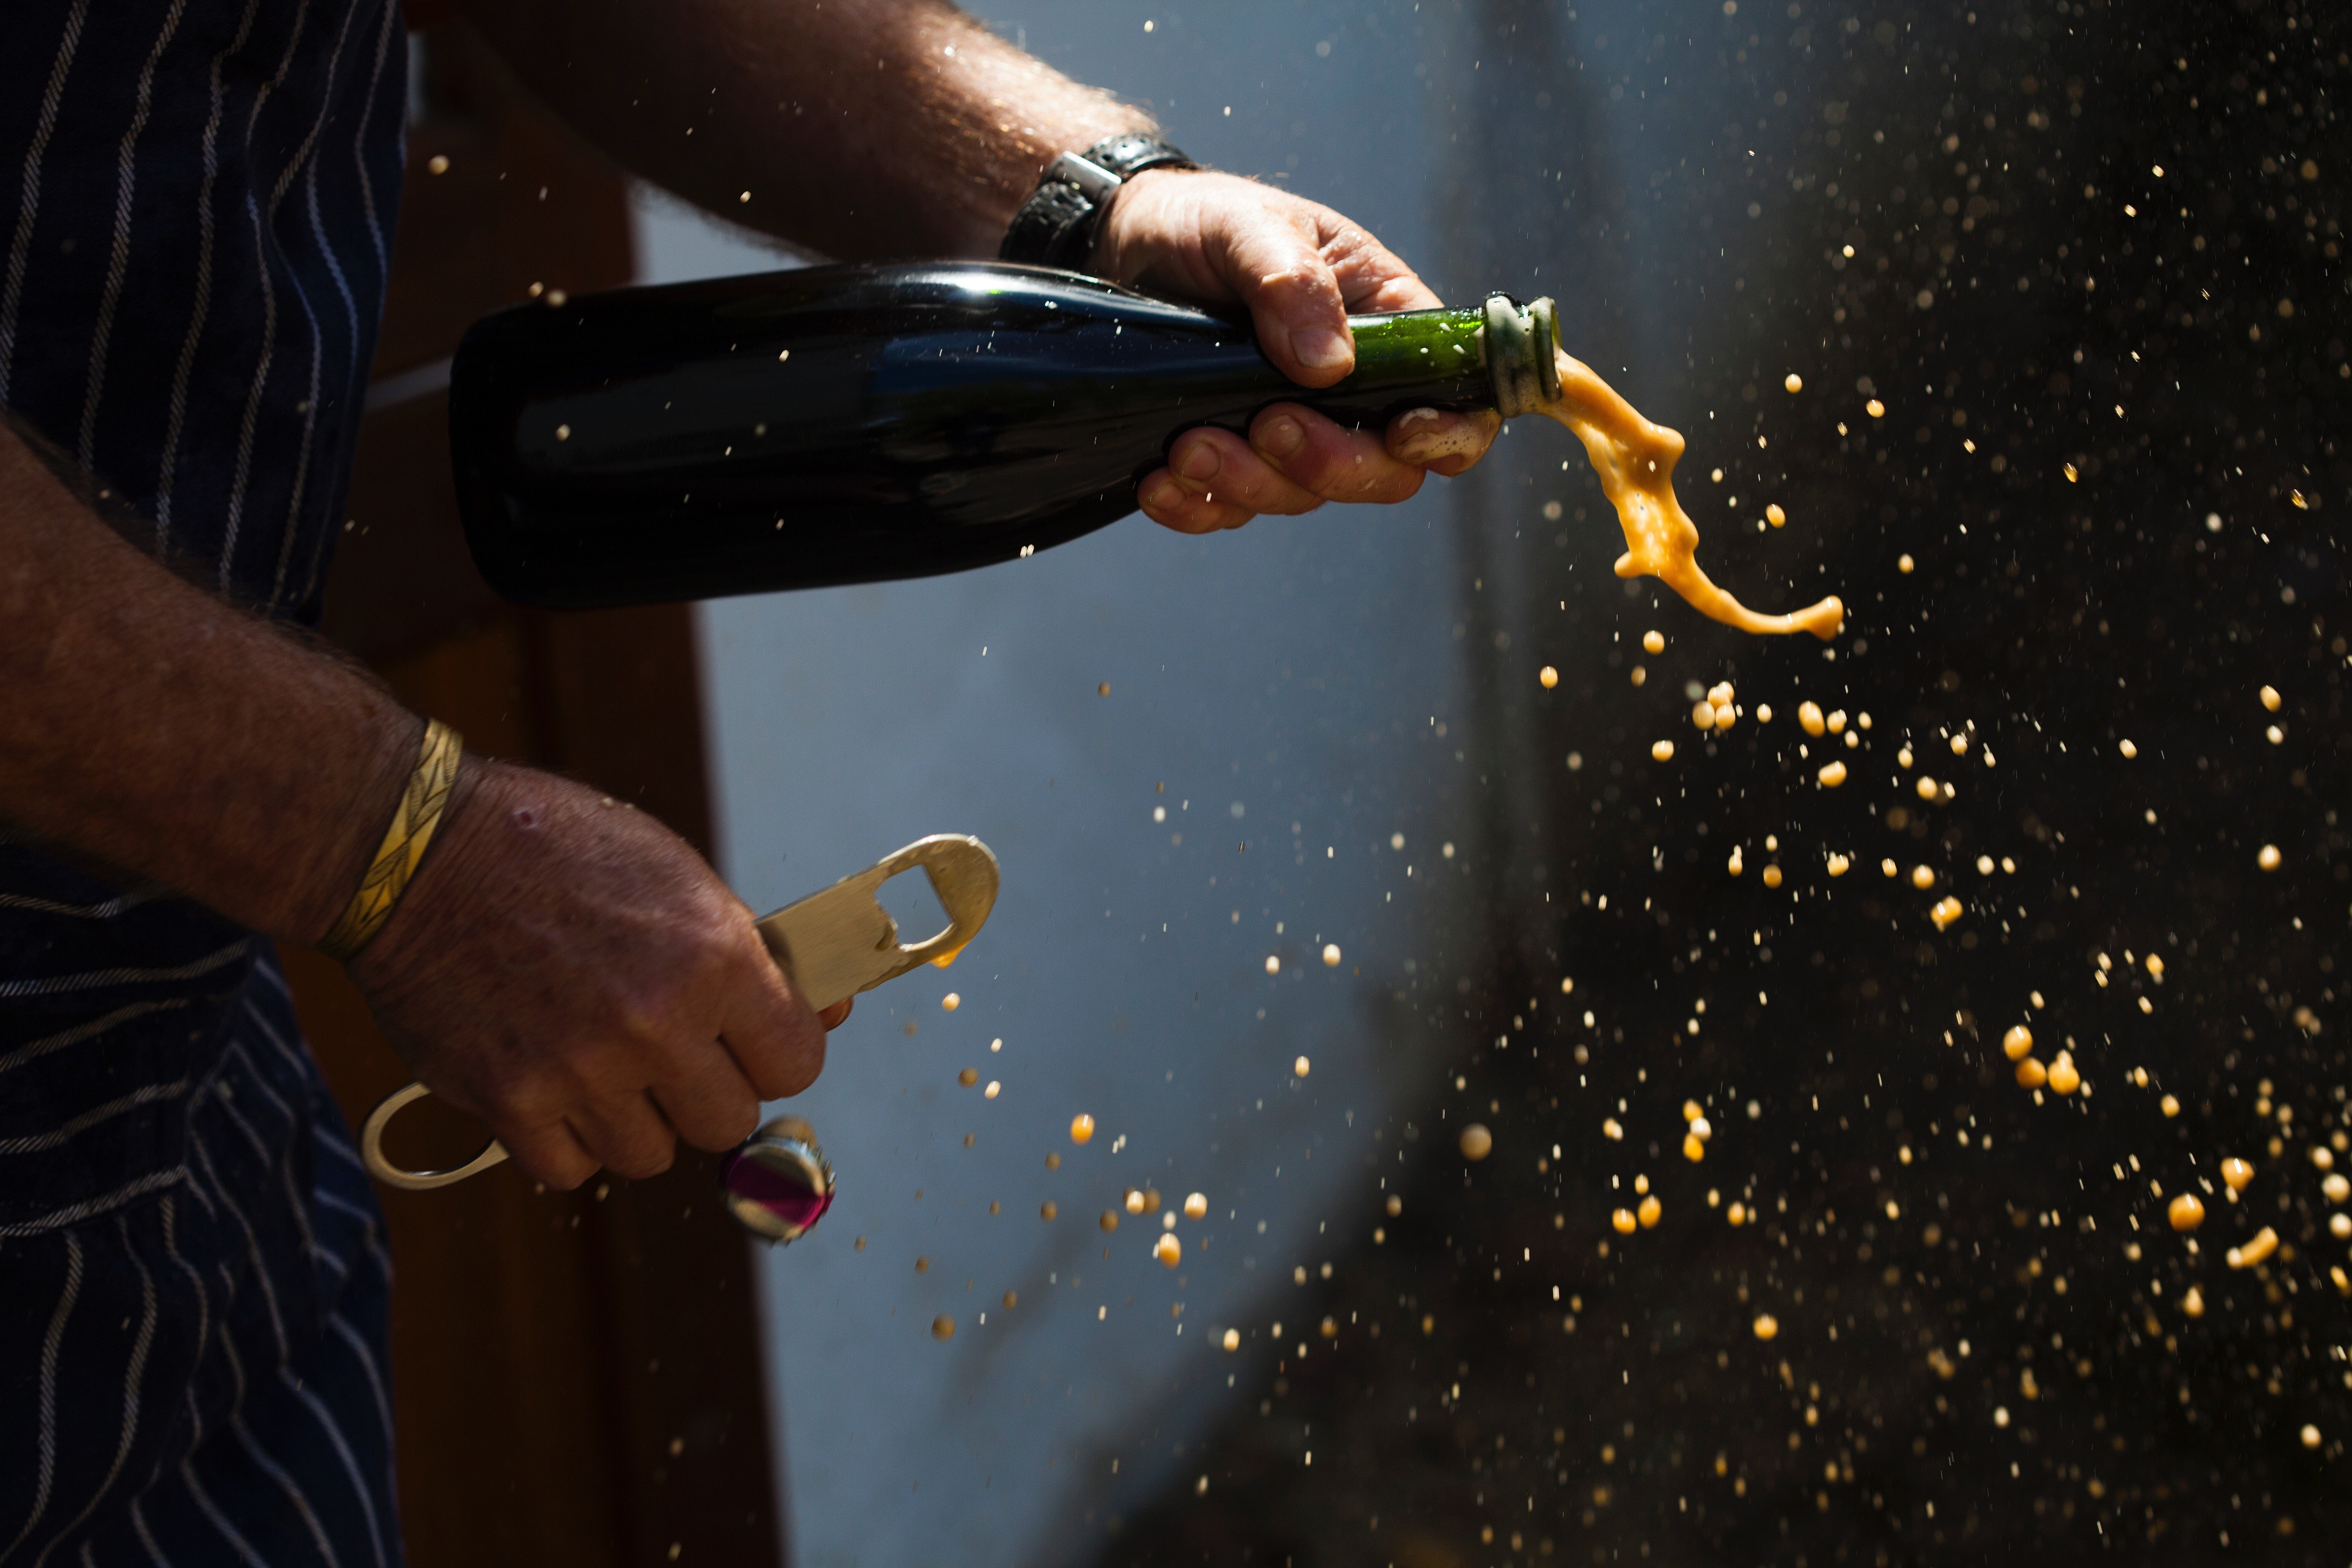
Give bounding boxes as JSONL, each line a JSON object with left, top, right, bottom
{"left": 319, "top": 718, "right": 464, "bottom": 962}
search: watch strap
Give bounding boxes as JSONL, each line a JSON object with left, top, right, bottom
{"left": 1001, "top": 134, "right": 1196, "bottom": 270}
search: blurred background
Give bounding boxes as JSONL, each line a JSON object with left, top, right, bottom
{"left": 295, "top": 0, "right": 2347, "bottom": 1563}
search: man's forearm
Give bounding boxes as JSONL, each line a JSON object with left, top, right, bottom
{"left": 0, "top": 423, "right": 417, "bottom": 942}
{"left": 456, "top": 0, "right": 1154, "bottom": 260}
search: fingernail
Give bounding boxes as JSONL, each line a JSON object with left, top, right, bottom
{"left": 1289, "top": 327, "right": 1352, "bottom": 372}
{"left": 1259, "top": 415, "right": 1305, "bottom": 459}
{"left": 1176, "top": 442, "right": 1222, "bottom": 483}
{"left": 1142, "top": 480, "right": 1184, "bottom": 512}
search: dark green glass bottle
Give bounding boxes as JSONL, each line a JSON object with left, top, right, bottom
{"left": 449, "top": 261, "right": 1558, "bottom": 609}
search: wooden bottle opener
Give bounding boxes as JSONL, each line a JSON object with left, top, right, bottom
{"left": 359, "top": 834, "right": 1000, "bottom": 1191}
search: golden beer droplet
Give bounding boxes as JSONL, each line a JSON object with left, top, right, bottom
{"left": 931, "top": 1315, "right": 956, "bottom": 1341}
{"left": 1539, "top": 665, "right": 1560, "bottom": 689}
{"left": 1385, "top": 1192, "right": 1403, "bottom": 1217}
{"left": 1222, "top": 1328, "right": 1240, "bottom": 1351}
{"left": 2221, "top": 1157, "right": 2255, "bottom": 1192}
{"left": 2180, "top": 1285, "right": 2205, "bottom": 1318}
{"left": 1124, "top": 1188, "right": 1146, "bottom": 1214}
{"left": 1898, "top": 553, "right": 1914, "bottom": 573}
{"left": 1612, "top": 1208, "right": 1638, "bottom": 1235}
{"left": 1753, "top": 1313, "right": 1779, "bottom": 1341}
{"left": 1293, "top": 1055, "right": 1311, "bottom": 1078}
{"left": 1915, "top": 775, "right": 1941, "bottom": 802}
{"left": 1642, "top": 629, "right": 1666, "bottom": 654}
{"left": 1040, "top": 1200, "right": 1058, "bottom": 1220}
{"left": 1931, "top": 897, "right": 1963, "bottom": 931}
{"left": 1100, "top": 1209, "right": 1120, "bottom": 1233}
{"left": 984, "top": 1081, "right": 1001, "bottom": 1099}
{"left": 2003, "top": 1026, "right": 2034, "bottom": 1062}
{"left": 1184, "top": 1191, "right": 1208, "bottom": 1219}
{"left": 1265, "top": 954, "right": 1281, "bottom": 975}
{"left": 914, "top": 1256, "right": 929, "bottom": 1273}
{"left": 1684, "top": 1133, "right": 1706, "bottom": 1163}
{"left": 1637, "top": 1195, "right": 1662, "bottom": 1228}
{"left": 2168, "top": 1194, "right": 2205, "bottom": 1232}
{"left": 2228, "top": 1226, "right": 2279, "bottom": 1269}
{"left": 1651, "top": 740, "right": 1675, "bottom": 762}
{"left": 1002, "top": 1289, "right": 1018, "bottom": 1308}
{"left": 941, "top": 993, "right": 961, "bottom": 1011}
{"left": 1097, "top": 682, "right": 1111, "bottom": 696}
{"left": 1765, "top": 503, "right": 1787, "bottom": 528}
{"left": 2160, "top": 1094, "right": 2181, "bottom": 1117}
{"left": 1762, "top": 865, "right": 1784, "bottom": 889}
{"left": 1322, "top": 943, "right": 1342, "bottom": 967}
{"left": 1155, "top": 1233, "right": 1182, "bottom": 1268}
{"left": 1044, "top": 1150, "right": 1060, "bottom": 1170}
{"left": 2117, "top": 739, "right": 2138, "bottom": 759}
{"left": 1865, "top": 398, "right": 1886, "bottom": 418}
{"left": 2302, "top": 1425, "right": 2322, "bottom": 1450}
{"left": 2261, "top": 685, "right": 2282, "bottom": 712}
{"left": 1726, "top": 1202, "right": 1746, "bottom": 1226}
{"left": 1318, "top": 1315, "right": 1338, "bottom": 1339}
{"left": 426, "top": 153, "right": 451, "bottom": 175}
{"left": 2015, "top": 1057, "right": 2048, "bottom": 1089}
{"left": 1798, "top": 701, "right": 1826, "bottom": 737}
{"left": 1459, "top": 1123, "right": 1494, "bottom": 1161}
{"left": 1826, "top": 852, "right": 1850, "bottom": 876}
{"left": 2046, "top": 1052, "right": 2081, "bottom": 1096}
{"left": 1783, "top": 374, "right": 1803, "bottom": 393}
{"left": 1911, "top": 865, "right": 1936, "bottom": 890}
{"left": 2257, "top": 844, "right": 2282, "bottom": 872}
{"left": 1070, "top": 1114, "right": 1095, "bottom": 1145}
{"left": 958, "top": 1067, "right": 979, "bottom": 1086}
{"left": 1727, "top": 848, "right": 1745, "bottom": 877}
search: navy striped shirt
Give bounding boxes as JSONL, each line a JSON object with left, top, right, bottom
{"left": 1, "top": 0, "right": 408, "bottom": 1559}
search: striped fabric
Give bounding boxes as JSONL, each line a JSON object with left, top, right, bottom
{"left": 1, "top": 0, "right": 409, "bottom": 1560}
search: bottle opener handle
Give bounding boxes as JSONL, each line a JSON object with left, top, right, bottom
{"left": 359, "top": 833, "right": 999, "bottom": 1192}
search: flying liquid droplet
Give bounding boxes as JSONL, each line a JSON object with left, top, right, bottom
{"left": 1651, "top": 740, "right": 1675, "bottom": 762}
{"left": 1293, "top": 1055, "right": 1311, "bottom": 1078}
{"left": 2046, "top": 1053, "right": 2080, "bottom": 1095}
{"left": 2220, "top": 1158, "right": 2254, "bottom": 1192}
{"left": 1265, "top": 954, "right": 1281, "bottom": 975}
{"left": 1070, "top": 1114, "right": 1095, "bottom": 1145}
{"left": 2257, "top": 844, "right": 2282, "bottom": 872}
{"left": 1184, "top": 1191, "right": 1209, "bottom": 1219}
{"left": 1643, "top": 630, "right": 1666, "bottom": 655}
{"left": 1612, "top": 1208, "right": 1638, "bottom": 1235}
{"left": 1322, "top": 943, "right": 1342, "bottom": 967}
{"left": 2117, "top": 739, "right": 2138, "bottom": 759}
{"left": 1765, "top": 503, "right": 1786, "bottom": 528}
{"left": 1783, "top": 374, "right": 1803, "bottom": 393}
{"left": 2002, "top": 1026, "right": 2033, "bottom": 1062}
{"left": 1637, "top": 1195, "right": 1661, "bottom": 1228}
{"left": 1539, "top": 665, "right": 1559, "bottom": 689}
{"left": 1222, "top": 1328, "right": 1240, "bottom": 1351}
{"left": 2168, "top": 1194, "right": 2205, "bottom": 1232}
{"left": 1752, "top": 1313, "right": 1779, "bottom": 1341}
{"left": 2014, "top": 1057, "right": 2048, "bottom": 1089}
{"left": 1459, "top": 1123, "right": 1493, "bottom": 1161}
{"left": 931, "top": 1315, "right": 955, "bottom": 1341}
{"left": 2261, "top": 685, "right": 2282, "bottom": 712}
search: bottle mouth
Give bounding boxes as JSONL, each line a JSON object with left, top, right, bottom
{"left": 1483, "top": 294, "right": 1561, "bottom": 418}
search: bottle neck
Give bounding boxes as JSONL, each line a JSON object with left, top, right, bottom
{"left": 1334, "top": 295, "right": 1558, "bottom": 417}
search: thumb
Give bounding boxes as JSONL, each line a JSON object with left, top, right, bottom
{"left": 1206, "top": 206, "right": 1354, "bottom": 387}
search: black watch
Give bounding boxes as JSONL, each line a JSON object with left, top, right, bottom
{"left": 999, "top": 134, "right": 1197, "bottom": 271}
